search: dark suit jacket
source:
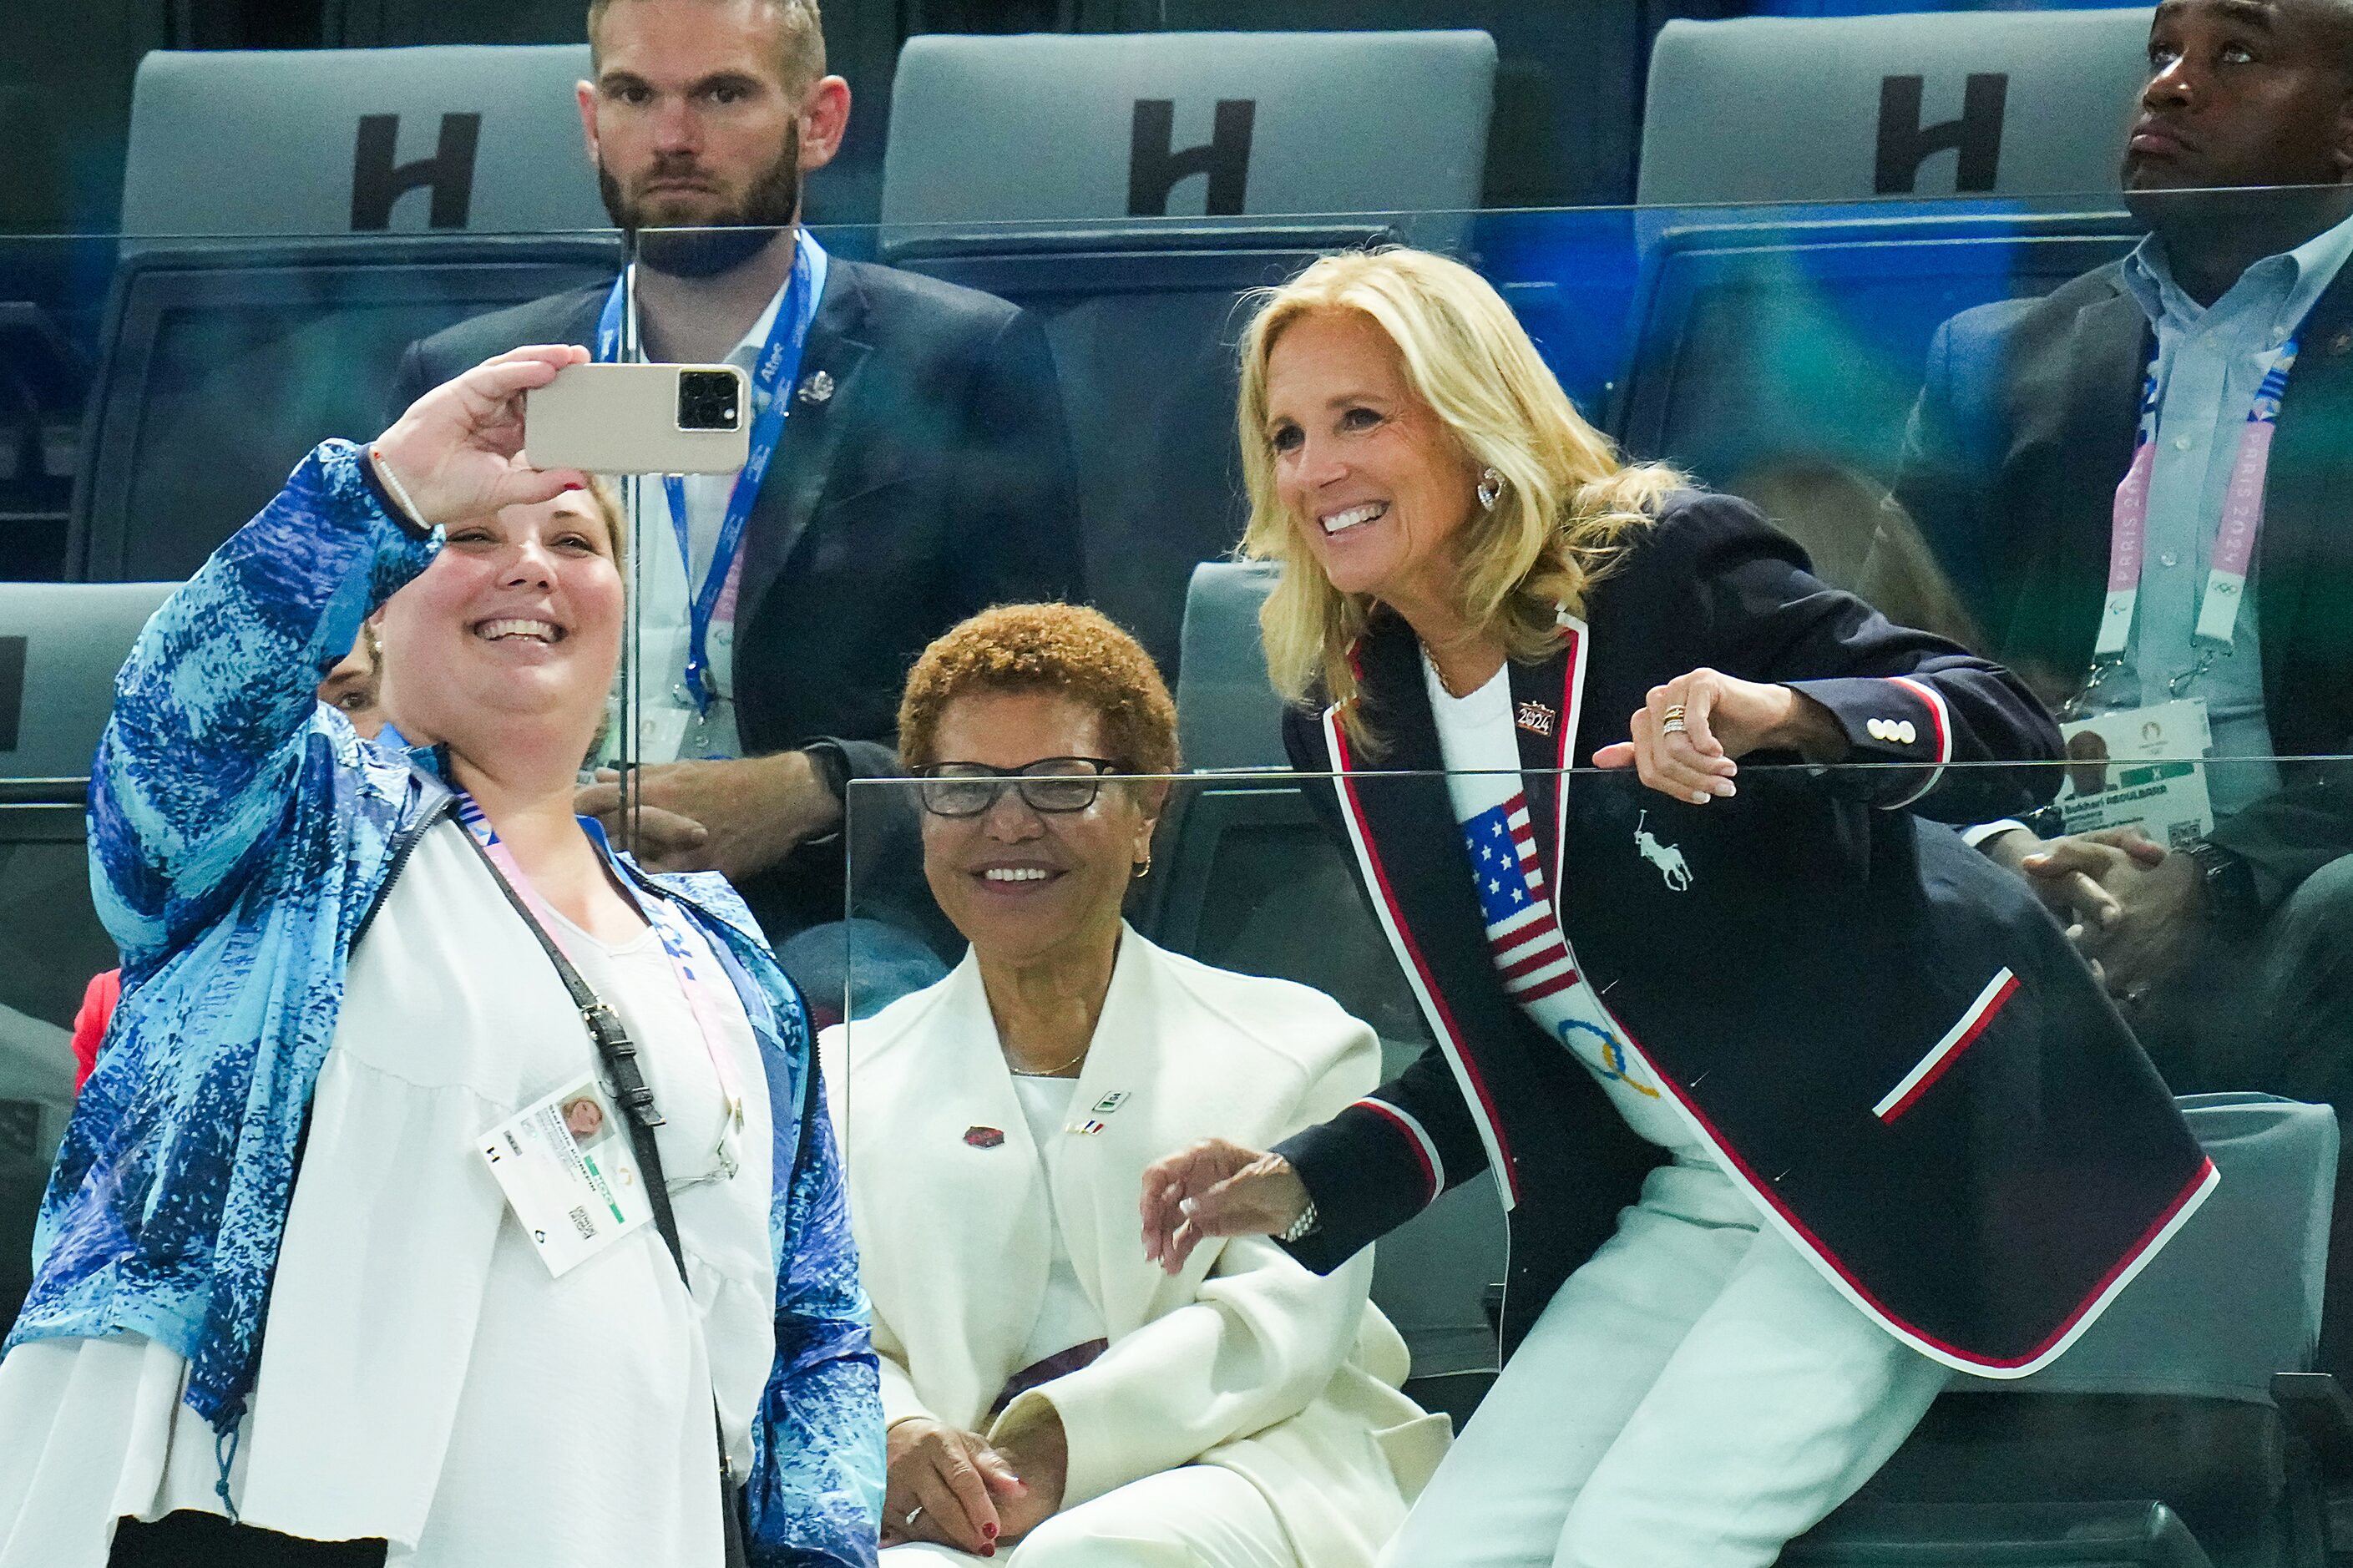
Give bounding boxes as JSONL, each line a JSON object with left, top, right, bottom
{"left": 1273, "top": 493, "right": 2211, "bottom": 1373}
{"left": 390, "top": 255, "right": 1080, "bottom": 943}
{"left": 1892, "top": 260, "right": 2353, "bottom": 916}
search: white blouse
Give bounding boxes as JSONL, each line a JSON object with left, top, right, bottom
{"left": 0, "top": 822, "right": 774, "bottom": 1567}
{"left": 1420, "top": 652, "right": 1703, "bottom": 1160}
{"left": 1006, "top": 1076, "right": 1107, "bottom": 1373}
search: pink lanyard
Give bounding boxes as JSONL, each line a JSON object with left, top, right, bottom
{"left": 2076, "top": 329, "right": 2301, "bottom": 712}
{"left": 454, "top": 795, "right": 747, "bottom": 1134}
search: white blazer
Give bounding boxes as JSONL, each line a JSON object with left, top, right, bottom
{"left": 820, "top": 926, "right": 1450, "bottom": 1566}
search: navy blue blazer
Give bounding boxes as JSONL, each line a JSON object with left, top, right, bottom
{"left": 1273, "top": 492, "right": 2214, "bottom": 1376}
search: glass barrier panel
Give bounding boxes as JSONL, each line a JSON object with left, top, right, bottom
{"left": 843, "top": 757, "right": 2353, "bottom": 1558}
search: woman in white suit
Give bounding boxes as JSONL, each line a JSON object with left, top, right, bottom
{"left": 820, "top": 603, "right": 1447, "bottom": 1566}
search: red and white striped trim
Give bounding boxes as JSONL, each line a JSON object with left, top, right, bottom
{"left": 1355, "top": 1096, "right": 1445, "bottom": 1201}
{"left": 1881, "top": 675, "right": 1954, "bottom": 809}
{"left": 1549, "top": 610, "right": 1591, "bottom": 918}
{"left": 1597, "top": 998, "right": 2219, "bottom": 1378}
{"left": 1873, "top": 968, "right": 2019, "bottom": 1124}
{"left": 1323, "top": 704, "right": 1520, "bottom": 1209}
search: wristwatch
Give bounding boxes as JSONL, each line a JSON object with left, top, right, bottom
{"left": 2183, "top": 838, "right": 2259, "bottom": 934}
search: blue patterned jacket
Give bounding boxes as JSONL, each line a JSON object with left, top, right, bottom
{"left": 6, "top": 441, "right": 883, "bottom": 1567}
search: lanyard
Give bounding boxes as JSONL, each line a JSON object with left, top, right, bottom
{"left": 454, "top": 794, "right": 747, "bottom": 1161}
{"left": 595, "top": 230, "right": 827, "bottom": 716}
{"left": 2079, "top": 325, "right": 2302, "bottom": 711}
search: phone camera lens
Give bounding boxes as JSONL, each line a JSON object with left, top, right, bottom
{"left": 676, "top": 370, "right": 742, "bottom": 432}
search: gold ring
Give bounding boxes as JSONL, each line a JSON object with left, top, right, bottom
{"left": 1662, "top": 704, "right": 1687, "bottom": 722}
{"left": 1661, "top": 716, "right": 1688, "bottom": 736}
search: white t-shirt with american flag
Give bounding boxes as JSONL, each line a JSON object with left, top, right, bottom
{"left": 1423, "top": 654, "right": 1701, "bottom": 1158}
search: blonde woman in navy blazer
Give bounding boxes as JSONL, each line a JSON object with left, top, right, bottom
{"left": 1139, "top": 248, "right": 2214, "bottom": 1568}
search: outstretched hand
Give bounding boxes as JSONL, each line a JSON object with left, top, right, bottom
{"left": 1591, "top": 665, "right": 1846, "bottom": 805}
{"left": 1138, "top": 1138, "right": 1308, "bottom": 1275}
{"left": 371, "top": 345, "right": 590, "bottom": 528}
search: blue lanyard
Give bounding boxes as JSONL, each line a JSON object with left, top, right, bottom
{"left": 595, "top": 231, "right": 827, "bottom": 714}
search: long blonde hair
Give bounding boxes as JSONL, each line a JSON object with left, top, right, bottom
{"left": 1236, "top": 247, "right": 1683, "bottom": 737}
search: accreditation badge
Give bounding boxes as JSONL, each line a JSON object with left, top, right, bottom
{"left": 478, "top": 1075, "right": 655, "bottom": 1277}
{"left": 2055, "top": 697, "right": 2215, "bottom": 848}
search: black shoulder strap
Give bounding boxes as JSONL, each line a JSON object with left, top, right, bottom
{"left": 455, "top": 827, "right": 751, "bottom": 1564}
{"left": 455, "top": 824, "right": 692, "bottom": 1273}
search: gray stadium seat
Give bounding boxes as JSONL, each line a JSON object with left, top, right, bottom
{"left": 1174, "top": 560, "right": 1283, "bottom": 773}
{"left": 880, "top": 31, "right": 1495, "bottom": 244}
{"left": 119, "top": 46, "right": 609, "bottom": 243}
{"left": 1796, "top": 1094, "right": 2340, "bottom": 1565}
{"left": 68, "top": 236, "right": 620, "bottom": 582}
{"left": 319, "top": 0, "right": 900, "bottom": 229}
{"left": 879, "top": 32, "right": 1493, "bottom": 678}
{"left": 1637, "top": 8, "right": 2153, "bottom": 207}
{"left": 1144, "top": 558, "right": 1505, "bottom": 1389}
{"left": 0, "top": 791, "right": 98, "bottom": 1334}
{"left": 0, "top": 579, "right": 176, "bottom": 781}
{"left": 1608, "top": 209, "right": 2138, "bottom": 599}
{"left": 0, "top": 584, "right": 154, "bottom": 1329}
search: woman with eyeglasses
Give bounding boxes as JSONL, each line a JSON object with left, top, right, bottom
{"left": 819, "top": 602, "right": 1447, "bottom": 1567}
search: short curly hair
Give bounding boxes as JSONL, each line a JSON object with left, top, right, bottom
{"left": 898, "top": 603, "right": 1179, "bottom": 776}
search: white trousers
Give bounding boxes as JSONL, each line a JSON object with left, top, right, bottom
{"left": 1380, "top": 1163, "right": 1948, "bottom": 1568}
{"left": 881, "top": 1464, "right": 1295, "bottom": 1568}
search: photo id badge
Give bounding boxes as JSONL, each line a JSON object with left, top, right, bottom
{"left": 2056, "top": 697, "right": 2216, "bottom": 847}
{"left": 478, "top": 1075, "right": 655, "bottom": 1277}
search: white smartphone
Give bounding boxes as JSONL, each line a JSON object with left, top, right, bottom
{"left": 523, "top": 362, "right": 752, "bottom": 475}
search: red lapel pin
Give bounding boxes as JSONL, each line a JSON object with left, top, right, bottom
{"left": 964, "top": 1125, "right": 1004, "bottom": 1149}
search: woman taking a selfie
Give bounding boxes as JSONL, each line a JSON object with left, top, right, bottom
{"left": 0, "top": 346, "right": 879, "bottom": 1568}
{"left": 1140, "top": 248, "right": 2214, "bottom": 1567}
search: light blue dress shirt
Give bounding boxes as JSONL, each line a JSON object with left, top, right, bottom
{"left": 2105, "top": 212, "right": 2353, "bottom": 817}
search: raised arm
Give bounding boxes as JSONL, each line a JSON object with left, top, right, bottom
{"left": 1594, "top": 493, "right": 2061, "bottom": 826}
{"left": 92, "top": 346, "right": 590, "bottom": 969}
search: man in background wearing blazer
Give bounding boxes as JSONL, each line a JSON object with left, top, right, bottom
{"left": 1891, "top": 0, "right": 2353, "bottom": 1361}
{"left": 391, "top": 0, "right": 1077, "bottom": 979}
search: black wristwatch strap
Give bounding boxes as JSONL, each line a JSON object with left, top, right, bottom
{"left": 802, "top": 739, "right": 852, "bottom": 806}
{"left": 2185, "top": 838, "right": 2260, "bottom": 934}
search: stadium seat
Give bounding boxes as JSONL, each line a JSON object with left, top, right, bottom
{"left": 1637, "top": 8, "right": 2153, "bottom": 206}
{"left": 881, "top": 31, "right": 1495, "bottom": 241}
{"left": 319, "top": 0, "right": 901, "bottom": 229}
{"left": 0, "top": 300, "right": 88, "bottom": 581}
{"left": 0, "top": 782, "right": 114, "bottom": 1333}
{"left": 0, "top": 579, "right": 176, "bottom": 781}
{"left": 68, "top": 236, "right": 619, "bottom": 582}
{"left": 1794, "top": 1094, "right": 2341, "bottom": 1566}
{"left": 878, "top": 31, "right": 1494, "bottom": 676}
{"left": 119, "top": 46, "right": 609, "bottom": 243}
{"left": 1609, "top": 208, "right": 2138, "bottom": 599}
{"left": 1172, "top": 559, "right": 1284, "bottom": 772}
{"left": 1144, "top": 556, "right": 1506, "bottom": 1387}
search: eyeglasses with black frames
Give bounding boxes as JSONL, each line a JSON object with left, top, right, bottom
{"left": 913, "top": 757, "right": 1122, "bottom": 817}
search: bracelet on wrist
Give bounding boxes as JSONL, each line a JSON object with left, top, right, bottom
{"left": 1277, "top": 1196, "right": 1319, "bottom": 1244}
{"left": 366, "top": 446, "right": 433, "bottom": 535}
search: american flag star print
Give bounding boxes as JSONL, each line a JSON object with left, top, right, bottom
{"left": 1463, "top": 792, "right": 1579, "bottom": 1003}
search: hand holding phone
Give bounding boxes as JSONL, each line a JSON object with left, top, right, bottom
{"left": 374, "top": 345, "right": 591, "bottom": 526}
{"left": 524, "top": 362, "right": 753, "bottom": 475}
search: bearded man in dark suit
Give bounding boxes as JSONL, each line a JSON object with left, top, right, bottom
{"left": 391, "top": 0, "right": 1077, "bottom": 985}
{"left": 1890, "top": 0, "right": 2353, "bottom": 1361}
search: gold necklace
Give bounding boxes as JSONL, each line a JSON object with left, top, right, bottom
{"left": 1423, "top": 643, "right": 1487, "bottom": 701}
{"left": 1007, "top": 1043, "right": 1088, "bottom": 1078}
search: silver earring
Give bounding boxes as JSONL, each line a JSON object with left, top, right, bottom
{"left": 1476, "top": 468, "right": 1503, "bottom": 512}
